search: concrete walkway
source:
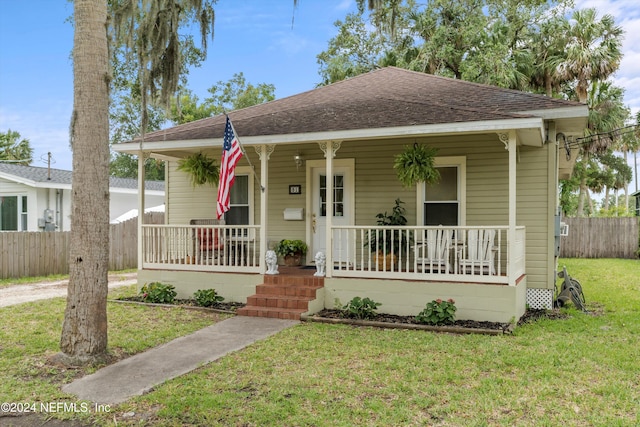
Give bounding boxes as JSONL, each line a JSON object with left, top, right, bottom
{"left": 62, "top": 316, "right": 299, "bottom": 405}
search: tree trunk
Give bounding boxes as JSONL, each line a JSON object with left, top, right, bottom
{"left": 59, "top": 0, "right": 110, "bottom": 363}
{"left": 577, "top": 177, "right": 588, "bottom": 217}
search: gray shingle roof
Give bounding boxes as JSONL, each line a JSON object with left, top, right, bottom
{"left": 122, "top": 66, "right": 584, "bottom": 144}
{"left": 0, "top": 163, "right": 164, "bottom": 191}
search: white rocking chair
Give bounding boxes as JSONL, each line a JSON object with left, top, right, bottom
{"left": 458, "top": 229, "right": 497, "bottom": 275}
{"left": 416, "top": 228, "right": 451, "bottom": 274}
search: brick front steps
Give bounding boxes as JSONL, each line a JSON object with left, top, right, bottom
{"left": 237, "top": 273, "right": 324, "bottom": 320}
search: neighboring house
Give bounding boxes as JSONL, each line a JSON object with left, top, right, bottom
{"left": 632, "top": 190, "right": 640, "bottom": 217}
{"left": 113, "top": 67, "right": 588, "bottom": 323}
{"left": 0, "top": 163, "right": 165, "bottom": 231}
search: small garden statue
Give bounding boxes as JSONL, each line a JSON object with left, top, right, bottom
{"left": 265, "top": 250, "right": 279, "bottom": 275}
{"left": 314, "top": 251, "right": 326, "bottom": 277}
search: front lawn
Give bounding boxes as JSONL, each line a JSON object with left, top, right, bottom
{"left": 1, "top": 259, "right": 638, "bottom": 426}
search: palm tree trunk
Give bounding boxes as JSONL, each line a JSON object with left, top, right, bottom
{"left": 577, "top": 177, "right": 588, "bottom": 217}
{"left": 59, "top": 0, "right": 110, "bottom": 363}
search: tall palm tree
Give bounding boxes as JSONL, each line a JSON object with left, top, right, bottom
{"left": 575, "top": 80, "right": 627, "bottom": 216}
{"left": 558, "top": 8, "right": 623, "bottom": 104}
{"left": 0, "top": 130, "right": 33, "bottom": 164}
{"left": 60, "top": 0, "right": 299, "bottom": 363}
{"left": 59, "top": 0, "right": 214, "bottom": 363}
{"left": 522, "top": 16, "right": 570, "bottom": 97}
{"left": 58, "top": 0, "right": 111, "bottom": 363}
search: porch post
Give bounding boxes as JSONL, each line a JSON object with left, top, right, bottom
{"left": 137, "top": 151, "right": 146, "bottom": 270}
{"left": 258, "top": 144, "right": 272, "bottom": 274}
{"left": 507, "top": 131, "right": 517, "bottom": 285}
{"left": 325, "top": 143, "right": 334, "bottom": 278}
{"left": 319, "top": 141, "right": 342, "bottom": 278}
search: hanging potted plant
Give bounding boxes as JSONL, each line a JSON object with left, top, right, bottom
{"left": 394, "top": 144, "right": 440, "bottom": 188}
{"left": 177, "top": 152, "right": 220, "bottom": 187}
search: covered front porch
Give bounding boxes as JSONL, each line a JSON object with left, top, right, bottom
{"left": 139, "top": 223, "right": 525, "bottom": 286}
{"left": 136, "top": 222, "right": 528, "bottom": 322}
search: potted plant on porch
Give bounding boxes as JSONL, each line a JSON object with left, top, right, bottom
{"left": 368, "top": 198, "right": 411, "bottom": 271}
{"left": 274, "top": 239, "right": 308, "bottom": 267}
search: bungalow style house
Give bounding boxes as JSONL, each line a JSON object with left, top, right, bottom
{"left": 114, "top": 67, "right": 587, "bottom": 323}
{"left": 0, "top": 163, "right": 165, "bottom": 231}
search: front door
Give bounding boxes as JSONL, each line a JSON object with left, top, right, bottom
{"left": 310, "top": 161, "right": 353, "bottom": 263}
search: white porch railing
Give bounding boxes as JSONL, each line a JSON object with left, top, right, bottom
{"left": 139, "top": 224, "right": 525, "bottom": 285}
{"left": 332, "top": 226, "right": 525, "bottom": 285}
{"left": 141, "top": 224, "right": 260, "bottom": 273}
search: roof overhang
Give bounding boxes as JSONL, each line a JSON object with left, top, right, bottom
{"left": 518, "top": 105, "right": 588, "bottom": 136}
{"left": 113, "top": 117, "right": 547, "bottom": 159}
{"left": 0, "top": 172, "right": 68, "bottom": 189}
{"left": 0, "top": 173, "right": 162, "bottom": 194}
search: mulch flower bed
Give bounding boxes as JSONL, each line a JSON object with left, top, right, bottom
{"left": 113, "top": 296, "right": 245, "bottom": 313}
{"left": 303, "top": 308, "right": 571, "bottom": 335}
{"left": 307, "top": 309, "right": 512, "bottom": 334}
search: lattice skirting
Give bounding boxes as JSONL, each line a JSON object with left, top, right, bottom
{"left": 526, "top": 288, "right": 553, "bottom": 310}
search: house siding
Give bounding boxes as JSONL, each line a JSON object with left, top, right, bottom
{"left": 165, "top": 133, "right": 552, "bottom": 291}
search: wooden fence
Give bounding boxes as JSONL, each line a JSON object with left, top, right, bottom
{"left": 560, "top": 217, "right": 640, "bottom": 259}
{"left": 0, "top": 212, "right": 164, "bottom": 279}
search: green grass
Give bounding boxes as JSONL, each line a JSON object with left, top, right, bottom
{"left": 0, "top": 285, "right": 230, "bottom": 422}
{"left": 0, "top": 273, "right": 69, "bottom": 288}
{"left": 0, "top": 269, "right": 136, "bottom": 288}
{"left": 1, "top": 259, "right": 639, "bottom": 426}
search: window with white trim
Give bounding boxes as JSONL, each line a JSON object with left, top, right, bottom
{"left": 417, "top": 157, "right": 465, "bottom": 226}
{"left": 1, "top": 195, "right": 27, "bottom": 231}
{"left": 223, "top": 171, "right": 254, "bottom": 235}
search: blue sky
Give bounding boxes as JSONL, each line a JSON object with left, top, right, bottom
{"left": 0, "top": 0, "right": 638, "bottom": 192}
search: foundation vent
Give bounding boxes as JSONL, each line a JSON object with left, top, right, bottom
{"left": 526, "top": 288, "right": 554, "bottom": 310}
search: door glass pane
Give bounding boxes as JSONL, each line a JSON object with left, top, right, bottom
{"left": 319, "top": 174, "right": 344, "bottom": 217}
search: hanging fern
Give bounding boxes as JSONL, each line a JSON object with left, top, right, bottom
{"left": 177, "top": 152, "right": 220, "bottom": 187}
{"left": 393, "top": 144, "right": 440, "bottom": 188}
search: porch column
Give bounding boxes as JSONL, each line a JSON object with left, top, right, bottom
{"left": 507, "top": 131, "right": 517, "bottom": 285}
{"left": 257, "top": 144, "right": 273, "bottom": 274}
{"left": 319, "top": 141, "right": 342, "bottom": 278}
{"left": 137, "top": 151, "right": 146, "bottom": 270}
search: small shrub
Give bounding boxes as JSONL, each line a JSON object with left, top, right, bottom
{"left": 193, "top": 289, "right": 224, "bottom": 307}
{"left": 140, "top": 282, "right": 177, "bottom": 304}
{"left": 416, "top": 298, "right": 457, "bottom": 325}
{"left": 342, "top": 297, "right": 381, "bottom": 320}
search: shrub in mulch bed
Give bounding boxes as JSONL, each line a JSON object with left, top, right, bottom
{"left": 311, "top": 309, "right": 511, "bottom": 333}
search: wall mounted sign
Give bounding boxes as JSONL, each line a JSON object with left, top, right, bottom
{"left": 289, "top": 184, "right": 302, "bottom": 195}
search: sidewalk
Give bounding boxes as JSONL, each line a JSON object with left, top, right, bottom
{"left": 62, "top": 316, "right": 299, "bottom": 404}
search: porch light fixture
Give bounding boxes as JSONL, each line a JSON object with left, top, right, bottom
{"left": 294, "top": 152, "right": 304, "bottom": 170}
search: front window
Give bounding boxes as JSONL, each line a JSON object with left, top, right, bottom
{"left": 224, "top": 173, "right": 253, "bottom": 236}
{"left": 1, "top": 195, "right": 27, "bottom": 231}
{"left": 424, "top": 166, "right": 458, "bottom": 225}
{"left": 418, "top": 156, "right": 466, "bottom": 226}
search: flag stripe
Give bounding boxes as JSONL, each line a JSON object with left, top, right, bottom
{"left": 217, "top": 116, "right": 243, "bottom": 219}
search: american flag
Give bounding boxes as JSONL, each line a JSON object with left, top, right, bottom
{"left": 216, "top": 116, "right": 243, "bottom": 219}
